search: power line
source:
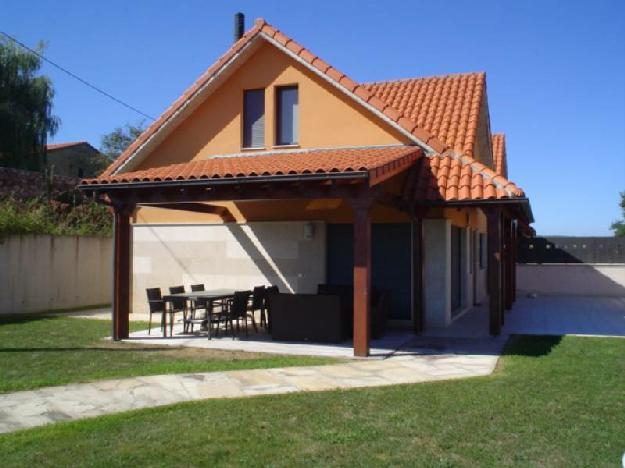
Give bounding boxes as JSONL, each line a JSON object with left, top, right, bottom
{"left": 0, "top": 31, "right": 156, "bottom": 121}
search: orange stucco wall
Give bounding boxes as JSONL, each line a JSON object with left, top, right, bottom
{"left": 133, "top": 41, "right": 408, "bottom": 171}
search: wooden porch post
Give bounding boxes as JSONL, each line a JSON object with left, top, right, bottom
{"left": 486, "top": 207, "right": 503, "bottom": 335}
{"left": 504, "top": 217, "right": 513, "bottom": 310}
{"left": 511, "top": 220, "right": 517, "bottom": 303}
{"left": 412, "top": 212, "right": 425, "bottom": 333}
{"left": 112, "top": 202, "right": 133, "bottom": 341}
{"left": 352, "top": 199, "right": 372, "bottom": 357}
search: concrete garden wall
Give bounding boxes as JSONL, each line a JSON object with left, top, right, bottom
{"left": 517, "top": 264, "right": 625, "bottom": 297}
{"left": 0, "top": 235, "right": 112, "bottom": 314}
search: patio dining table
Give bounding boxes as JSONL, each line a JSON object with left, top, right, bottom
{"left": 162, "top": 289, "right": 236, "bottom": 338}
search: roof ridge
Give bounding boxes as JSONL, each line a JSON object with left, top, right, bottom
{"left": 438, "top": 149, "right": 522, "bottom": 197}
{"left": 361, "top": 71, "right": 486, "bottom": 86}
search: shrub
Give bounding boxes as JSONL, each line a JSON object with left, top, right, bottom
{"left": 0, "top": 197, "right": 112, "bottom": 238}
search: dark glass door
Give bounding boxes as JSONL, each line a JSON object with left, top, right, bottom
{"left": 326, "top": 223, "right": 412, "bottom": 321}
{"left": 450, "top": 226, "right": 463, "bottom": 315}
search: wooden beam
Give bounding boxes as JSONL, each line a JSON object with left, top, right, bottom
{"left": 105, "top": 180, "right": 378, "bottom": 207}
{"left": 351, "top": 198, "right": 372, "bottom": 357}
{"left": 512, "top": 220, "right": 517, "bottom": 303}
{"left": 142, "top": 202, "right": 236, "bottom": 221}
{"left": 112, "top": 202, "right": 134, "bottom": 341}
{"left": 412, "top": 213, "right": 425, "bottom": 333}
{"left": 504, "top": 217, "right": 513, "bottom": 310}
{"left": 486, "top": 207, "right": 503, "bottom": 335}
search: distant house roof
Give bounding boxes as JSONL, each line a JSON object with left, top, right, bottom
{"left": 491, "top": 133, "right": 507, "bottom": 177}
{"left": 46, "top": 141, "right": 96, "bottom": 152}
{"left": 362, "top": 73, "right": 486, "bottom": 158}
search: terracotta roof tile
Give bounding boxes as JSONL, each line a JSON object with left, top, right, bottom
{"left": 84, "top": 146, "right": 422, "bottom": 188}
{"left": 409, "top": 152, "right": 524, "bottom": 202}
{"left": 492, "top": 133, "right": 507, "bottom": 177}
{"left": 362, "top": 72, "right": 486, "bottom": 158}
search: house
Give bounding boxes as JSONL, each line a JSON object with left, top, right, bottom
{"left": 46, "top": 141, "right": 103, "bottom": 178}
{"left": 80, "top": 15, "right": 533, "bottom": 356}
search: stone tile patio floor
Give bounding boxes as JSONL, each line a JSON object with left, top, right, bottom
{"left": 0, "top": 336, "right": 505, "bottom": 434}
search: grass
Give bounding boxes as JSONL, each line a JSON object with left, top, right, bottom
{"left": 0, "top": 335, "right": 623, "bottom": 466}
{"left": 0, "top": 315, "right": 336, "bottom": 393}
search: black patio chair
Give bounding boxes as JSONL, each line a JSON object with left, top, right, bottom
{"left": 221, "top": 290, "right": 252, "bottom": 339}
{"left": 146, "top": 288, "right": 166, "bottom": 335}
{"left": 168, "top": 285, "right": 187, "bottom": 335}
{"left": 264, "top": 285, "right": 279, "bottom": 333}
{"left": 247, "top": 286, "right": 266, "bottom": 332}
{"left": 185, "top": 284, "right": 207, "bottom": 333}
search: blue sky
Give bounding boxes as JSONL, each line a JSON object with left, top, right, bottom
{"left": 4, "top": 0, "right": 625, "bottom": 235}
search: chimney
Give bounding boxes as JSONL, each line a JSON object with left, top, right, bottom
{"left": 234, "top": 12, "right": 245, "bottom": 42}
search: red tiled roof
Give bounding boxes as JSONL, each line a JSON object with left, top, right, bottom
{"left": 409, "top": 151, "right": 524, "bottom": 201}
{"left": 83, "top": 144, "right": 525, "bottom": 202}
{"left": 362, "top": 73, "right": 485, "bottom": 158}
{"left": 84, "top": 146, "right": 422, "bottom": 187}
{"left": 101, "top": 18, "right": 450, "bottom": 178}
{"left": 46, "top": 141, "right": 90, "bottom": 151}
{"left": 491, "top": 133, "right": 507, "bottom": 177}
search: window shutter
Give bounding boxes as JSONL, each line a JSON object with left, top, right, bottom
{"left": 277, "top": 86, "right": 298, "bottom": 145}
{"left": 243, "top": 89, "right": 265, "bottom": 148}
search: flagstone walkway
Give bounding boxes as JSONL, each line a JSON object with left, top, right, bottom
{"left": 0, "top": 337, "right": 504, "bottom": 434}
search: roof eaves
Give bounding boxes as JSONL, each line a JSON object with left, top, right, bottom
{"left": 80, "top": 170, "right": 370, "bottom": 190}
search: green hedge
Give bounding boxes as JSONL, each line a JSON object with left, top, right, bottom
{"left": 0, "top": 197, "right": 112, "bottom": 237}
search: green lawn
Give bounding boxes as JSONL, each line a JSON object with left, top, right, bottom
{"left": 1, "top": 335, "right": 623, "bottom": 466}
{"left": 0, "top": 315, "right": 335, "bottom": 393}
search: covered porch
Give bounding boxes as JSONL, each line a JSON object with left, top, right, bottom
{"left": 80, "top": 146, "right": 532, "bottom": 357}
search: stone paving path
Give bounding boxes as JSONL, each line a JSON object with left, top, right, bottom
{"left": 0, "top": 338, "right": 503, "bottom": 434}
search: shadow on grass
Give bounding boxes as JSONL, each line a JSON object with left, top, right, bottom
{"left": 0, "top": 314, "right": 61, "bottom": 326}
{"left": 0, "top": 346, "right": 183, "bottom": 353}
{"left": 396, "top": 334, "right": 564, "bottom": 358}
{"left": 503, "top": 334, "right": 563, "bottom": 357}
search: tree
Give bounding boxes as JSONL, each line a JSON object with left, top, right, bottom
{"left": 610, "top": 191, "right": 625, "bottom": 237}
{"left": 0, "top": 37, "right": 59, "bottom": 171}
{"left": 99, "top": 122, "right": 144, "bottom": 161}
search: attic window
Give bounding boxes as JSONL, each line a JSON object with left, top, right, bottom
{"left": 276, "top": 86, "right": 298, "bottom": 146}
{"left": 243, "top": 89, "right": 265, "bottom": 148}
